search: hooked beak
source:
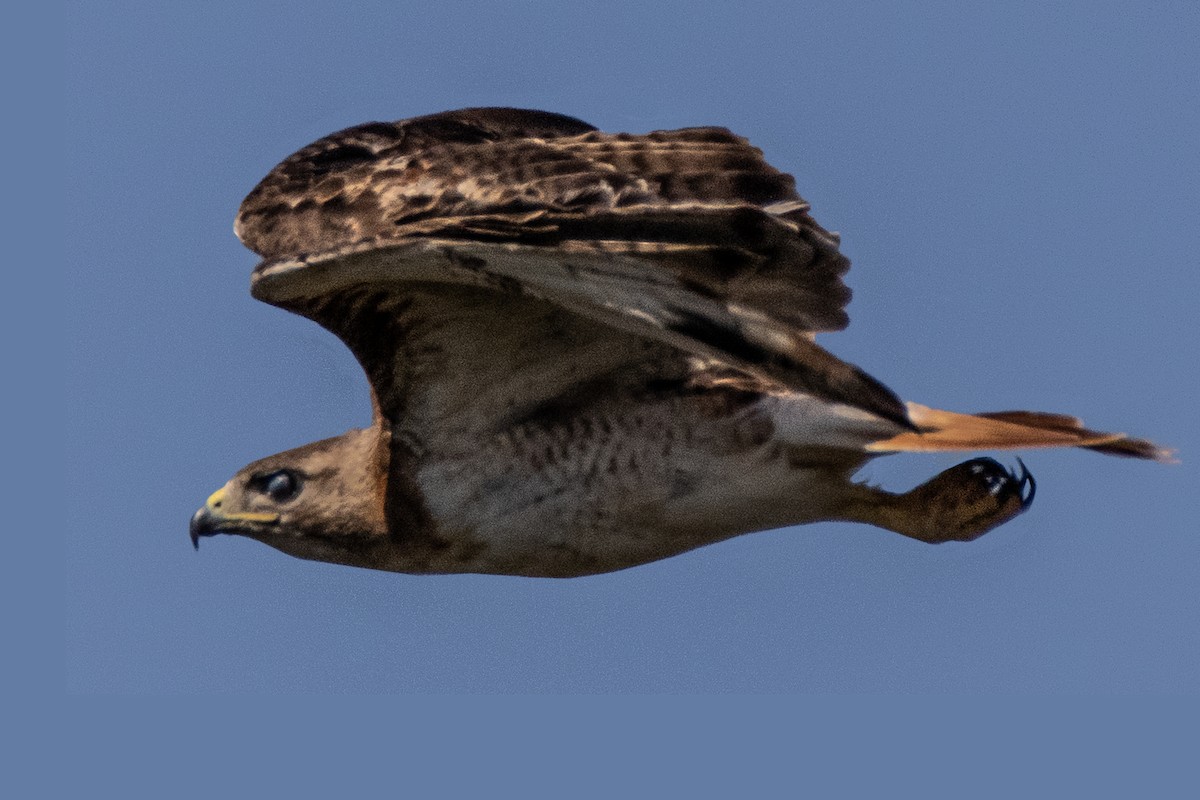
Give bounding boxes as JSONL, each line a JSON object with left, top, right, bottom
{"left": 190, "top": 487, "right": 280, "bottom": 550}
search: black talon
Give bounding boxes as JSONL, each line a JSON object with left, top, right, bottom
{"left": 1015, "top": 458, "right": 1036, "bottom": 509}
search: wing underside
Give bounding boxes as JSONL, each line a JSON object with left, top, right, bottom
{"left": 252, "top": 238, "right": 910, "bottom": 432}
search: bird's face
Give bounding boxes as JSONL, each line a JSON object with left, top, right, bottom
{"left": 190, "top": 427, "right": 390, "bottom": 568}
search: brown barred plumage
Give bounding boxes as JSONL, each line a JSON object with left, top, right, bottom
{"left": 191, "top": 108, "right": 1170, "bottom": 577}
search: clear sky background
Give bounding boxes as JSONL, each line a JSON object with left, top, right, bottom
{"left": 66, "top": 0, "right": 1199, "bottom": 697}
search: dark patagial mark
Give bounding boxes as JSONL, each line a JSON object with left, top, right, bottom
{"left": 664, "top": 307, "right": 772, "bottom": 366}
{"left": 291, "top": 289, "right": 412, "bottom": 414}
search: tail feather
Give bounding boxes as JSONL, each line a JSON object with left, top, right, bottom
{"left": 866, "top": 403, "right": 1174, "bottom": 462}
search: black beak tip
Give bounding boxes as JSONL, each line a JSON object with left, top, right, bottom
{"left": 189, "top": 508, "right": 207, "bottom": 551}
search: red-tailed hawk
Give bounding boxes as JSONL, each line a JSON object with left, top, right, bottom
{"left": 190, "top": 107, "right": 1170, "bottom": 577}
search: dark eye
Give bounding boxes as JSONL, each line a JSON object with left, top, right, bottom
{"left": 254, "top": 470, "right": 301, "bottom": 502}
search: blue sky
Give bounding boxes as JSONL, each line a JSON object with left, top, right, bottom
{"left": 66, "top": 1, "right": 1198, "bottom": 696}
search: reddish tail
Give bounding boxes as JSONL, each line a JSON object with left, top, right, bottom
{"left": 867, "top": 403, "right": 1174, "bottom": 462}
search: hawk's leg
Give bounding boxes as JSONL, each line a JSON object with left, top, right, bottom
{"left": 836, "top": 457, "right": 1036, "bottom": 543}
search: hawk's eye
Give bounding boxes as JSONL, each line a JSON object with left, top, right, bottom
{"left": 254, "top": 470, "right": 301, "bottom": 503}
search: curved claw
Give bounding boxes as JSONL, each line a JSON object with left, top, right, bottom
{"left": 1014, "top": 457, "right": 1036, "bottom": 510}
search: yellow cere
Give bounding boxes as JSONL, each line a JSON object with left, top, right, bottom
{"left": 206, "top": 486, "right": 279, "bottom": 523}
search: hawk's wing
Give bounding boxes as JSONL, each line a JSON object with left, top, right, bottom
{"left": 237, "top": 108, "right": 912, "bottom": 442}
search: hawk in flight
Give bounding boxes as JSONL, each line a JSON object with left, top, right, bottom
{"left": 190, "top": 107, "right": 1169, "bottom": 577}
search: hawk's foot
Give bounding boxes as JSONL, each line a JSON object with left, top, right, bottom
{"left": 840, "top": 457, "right": 1035, "bottom": 543}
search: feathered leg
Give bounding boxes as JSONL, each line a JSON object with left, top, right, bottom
{"left": 835, "top": 457, "right": 1036, "bottom": 543}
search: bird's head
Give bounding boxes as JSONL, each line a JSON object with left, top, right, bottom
{"left": 190, "top": 427, "right": 390, "bottom": 568}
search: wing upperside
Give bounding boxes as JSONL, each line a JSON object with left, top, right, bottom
{"left": 237, "top": 108, "right": 854, "bottom": 335}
